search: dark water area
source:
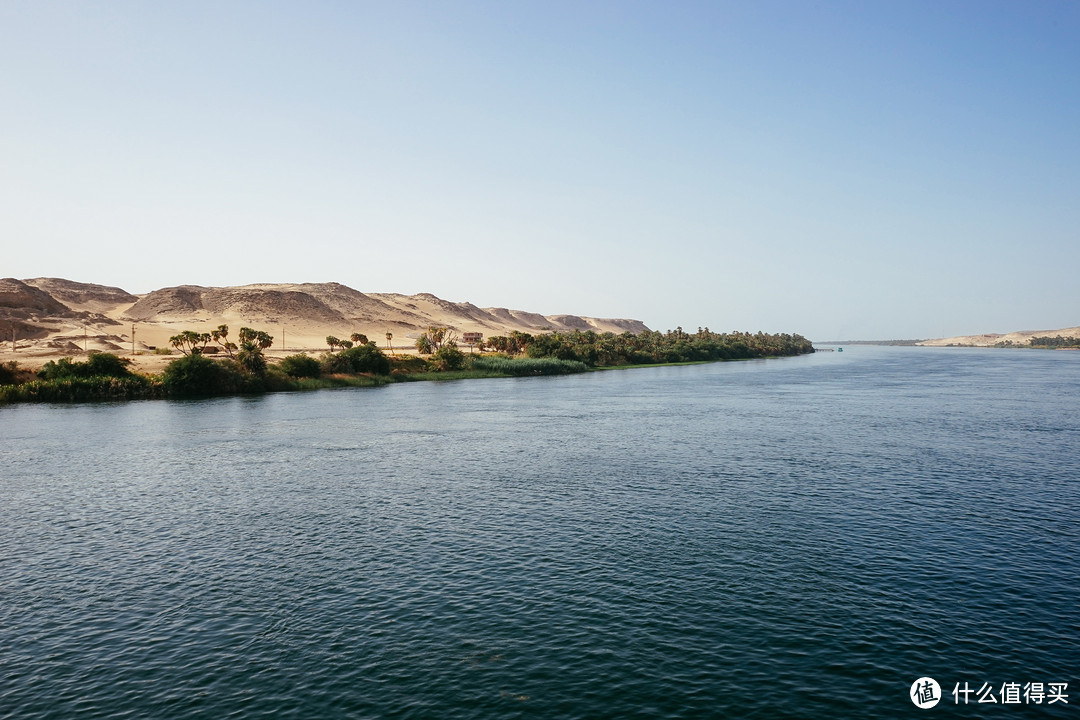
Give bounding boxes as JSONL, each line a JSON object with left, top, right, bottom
{"left": 2, "top": 347, "right": 1078, "bottom": 719}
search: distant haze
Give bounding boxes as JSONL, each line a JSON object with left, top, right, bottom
{"left": 2, "top": 2, "right": 1077, "bottom": 340}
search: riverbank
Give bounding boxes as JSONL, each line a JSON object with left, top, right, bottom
{"left": 0, "top": 348, "right": 814, "bottom": 406}
{"left": 1, "top": 328, "right": 815, "bottom": 405}
{"left": 0, "top": 354, "right": 586, "bottom": 405}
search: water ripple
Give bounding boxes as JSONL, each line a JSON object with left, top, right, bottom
{"left": 2, "top": 348, "right": 1078, "bottom": 718}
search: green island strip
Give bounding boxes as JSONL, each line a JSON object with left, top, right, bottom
{"left": 995, "top": 336, "right": 1080, "bottom": 349}
{"left": 0, "top": 326, "right": 813, "bottom": 405}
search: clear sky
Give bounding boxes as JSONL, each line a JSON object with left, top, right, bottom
{"left": 2, "top": 1, "right": 1077, "bottom": 340}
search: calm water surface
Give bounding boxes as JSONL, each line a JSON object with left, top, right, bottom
{"left": 2, "top": 347, "right": 1078, "bottom": 719}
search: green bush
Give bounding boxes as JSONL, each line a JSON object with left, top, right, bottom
{"left": 0, "top": 361, "right": 20, "bottom": 386}
{"left": 428, "top": 345, "right": 466, "bottom": 371}
{"left": 319, "top": 351, "right": 352, "bottom": 374}
{"left": 162, "top": 354, "right": 244, "bottom": 397}
{"left": 278, "top": 353, "right": 321, "bottom": 378}
{"left": 38, "top": 353, "right": 134, "bottom": 381}
{"left": 335, "top": 344, "right": 391, "bottom": 374}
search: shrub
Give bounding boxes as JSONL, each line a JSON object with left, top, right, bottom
{"left": 0, "top": 361, "right": 25, "bottom": 386}
{"left": 38, "top": 358, "right": 78, "bottom": 380}
{"left": 319, "top": 351, "right": 352, "bottom": 375}
{"left": 162, "top": 354, "right": 244, "bottom": 397}
{"left": 153, "top": 347, "right": 174, "bottom": 355}
{"left": 38, "top": 353, "right": 133, "bottom": 381}
{"left": 278, "top": 353, "right": 321, "bottom": 378}
{"left": 86, "top": 352, "right": 134, "bottom": 377}
{"left": 262, "top": 365, "right": 297, "bottom": 392}
{"left": 339, "top": 344, "right": 391, "bottom": 374}
{"left": 0, "top": 361, "right": 17, "bottom": 385}
{"left": 429, "top": 345, "right": 466, "bottom": 371}
{"left": 388, "top": 354, "right": 428, "bottom": 374}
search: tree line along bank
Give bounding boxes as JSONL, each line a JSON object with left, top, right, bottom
{"left": 0, "top": 325, "right": 814, "bottom": 404}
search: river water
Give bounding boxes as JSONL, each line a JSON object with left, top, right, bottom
{"left": 2, "top": 347, "right": 1078, "bottom": 719}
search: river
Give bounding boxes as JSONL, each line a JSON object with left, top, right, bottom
{"left": 2, "top": 346, "right": 1078, "bottom": 718}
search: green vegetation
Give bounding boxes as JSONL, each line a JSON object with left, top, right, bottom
{"left": 278, "top": 353, "right": 322, "bottom": 378}
{"left": 320, "top": 343, "right": 392, "bottom": 375}
{"left": 0, "top": 361, "right": 21, "bottom": 386}
{"left": 325, "top": 336, "right": 352, "bottom": 352}
{"left": 161, "top": 325, "right": 279, "bottom": 396}
{"left": 236, "top": 327, "right": 274, "bottom": 375}
{"left": 408, "top": 326, "right": 468, "bottom": 370}
{"left": 0, "top": 353, "right": 161, "bottom": 404}
{"left": 429, "top": 345, "right": 466, "bottom": 371}
{"left": 210, "top": 325, "right": 237, "bottom": 356}
{"left": 993, "top": 336, "right": 1080, "bottom": 349}
{"left": 162, "top": 353, "right": 247, "bottom": 396}
{"left": 415, "top": 326, "right": 457, "bottom": 355}
{"left": 467, "top": 355, "right": 588, "bottom": 376}
{"left": 0, "top": 375, "right": 163, "bottom": 404}
{"left": 169, "top": 330, "right": 212, "bottom": 355}
{"left": 1029, "top": 336, "right": 1080, "bottom": 349}
{"left": 0, "top": 326, "right": 814, "bottom": 405}
{"left": 482, "top": 328, "right": 813, "bottom": 366}
{"left": 396, "top": 356, "right": 589, "bottom": 382}
{"left": 38, "top": 352, "right": 135, "bottom": 380}
{"left": 288, "top": 374, "right": 389, "bottom": 390}
{"left": 389, "top": 354, "right": 427, "bottom": 374}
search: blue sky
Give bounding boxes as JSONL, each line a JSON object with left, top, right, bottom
{"left": 2, "top": 1, "right": 1077, "bottom": 340}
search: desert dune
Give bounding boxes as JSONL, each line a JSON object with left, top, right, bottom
{"left": 917, "top": 326, "right": 1080, "bottom": 347}
{"left": 0, "top": 278, "right": 649, "bottom": 371}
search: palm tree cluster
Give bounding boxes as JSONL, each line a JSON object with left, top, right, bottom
{"left": 483, "top": 328, "right": 813, "bottom": 366}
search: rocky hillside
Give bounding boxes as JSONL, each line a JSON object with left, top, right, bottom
{"left": 0, "top": 278, "right": 649, "bottom": 356}
{"left": 0, "top": 278, "right": 124, "bottom": 341}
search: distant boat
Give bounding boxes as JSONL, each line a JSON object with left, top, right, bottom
{"left": 838, "top": 347, "right": 843, "bottom": 352}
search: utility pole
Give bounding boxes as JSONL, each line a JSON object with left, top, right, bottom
{"left": 11, "top": 327, "right": 15, "bottom": 352}
{"left": 282, "top": 327, "right": 285, "bottom": 352}
{"left": 84, "top": 326, "right": 88, "bottom": 353}
{"left": 131, "top": 324, "right": 136, "bottom": 355}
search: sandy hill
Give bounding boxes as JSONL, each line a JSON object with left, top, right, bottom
{"left": 918, "top": 326, "right": 1080, "bottom": 347}
{"left": 1, "top": 278, "right": 126, "bottom": 350}
{"left": 23, "top": 278, "right": 138, "bottom": 313}
{"left": 0, "top": 278, "right": 649, "bottom": 364}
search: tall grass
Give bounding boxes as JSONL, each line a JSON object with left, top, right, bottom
{"left": 0, "top": 376, "right": 163, "bottom": 404}
{"left": 467, "top": 355, "right": 588, "bottom": 376}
